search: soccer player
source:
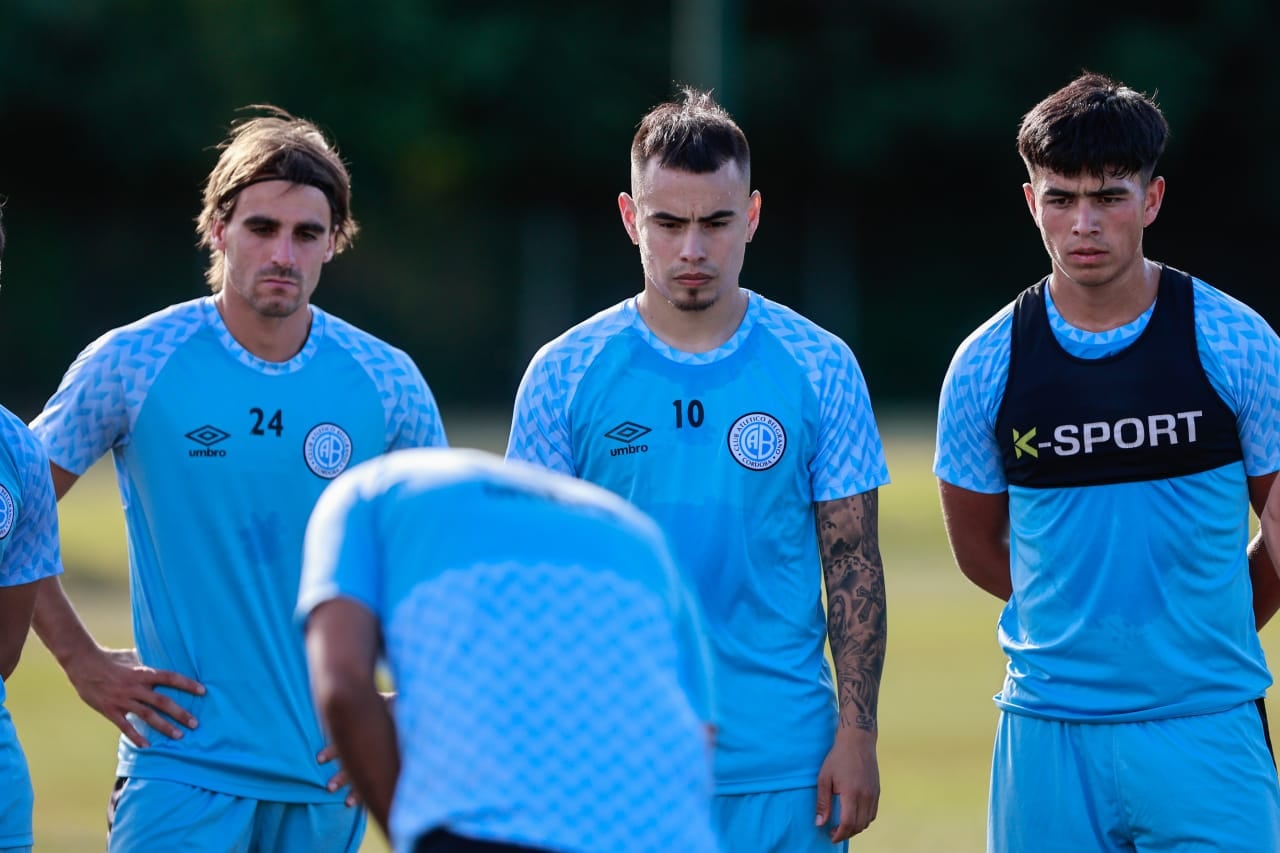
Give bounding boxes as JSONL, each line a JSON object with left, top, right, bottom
{"left": 0, "top": 207, "right": 66, "bottom": 853}
{"left": 935, "top": 72, "right": 1280, "bottom": 852}
{"left": 29, "top": 107, "right": 447, "bottom": 852}
{"left": 300, "top": 447, "right": 719, "bottom": 853}
{"left": 506, "top": 88, "right": 889, "bottom": 851}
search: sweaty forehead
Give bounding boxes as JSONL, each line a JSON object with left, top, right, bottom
{"left": 633, "top": 161, "right": 751, "bottom": 213}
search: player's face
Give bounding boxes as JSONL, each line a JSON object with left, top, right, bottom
{"left": 212, "top": 180, "right": 335, "bottom": 318}
{"left": 620, "top": 159, "right": 761, "bottom": 312}
{"left": 1023, "top": 168, "right": 1164, "bottom": 291}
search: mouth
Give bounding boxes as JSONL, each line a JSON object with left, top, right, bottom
{"left": 1069, "top": 249, "right": 1107, "bottom": 263}
{"left": 674, "top": 274, "right": 712, "bottom": 287}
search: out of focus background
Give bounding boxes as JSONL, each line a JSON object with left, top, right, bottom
{"left": 2, "top": 1, "right": 1279, "bottom": 417}
{"left": 4, "top": 2, "right": 1280, "bottom": 851}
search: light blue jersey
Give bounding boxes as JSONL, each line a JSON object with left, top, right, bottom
{"left": 30, "top": 297, "right": 446, "bottom": 802}
{"left": 507, "top": 290, "right": 889, "bottom": 794}
{"left": 298, "top": 448, "right": 718, "bottom": 853}
{"left": 935, "top": 277, "right": 1280, "bottom": 720}
{"left": 0, "top": 406, "right": 63, "bottom": 849}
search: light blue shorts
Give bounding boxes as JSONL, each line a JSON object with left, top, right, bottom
{"left": 107, "top": 776, "right": 366, "bottom": 852}
{"left": 0, "top": 708, "right": 33, "bottom": 850}
{"left": 990, "top": 701, "right": 1280, "bottom": 852}
{"left": 712, "top": 787, "right": 845, "bottom": 852}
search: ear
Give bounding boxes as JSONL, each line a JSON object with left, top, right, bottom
{"left": 618, "top": 192, "right": 639, "bottom": 245}
{"left": 211, "top": 218, "right": 228, "bottom": 252}
{"left": 745, "top": 191, "right": 762, "bottom": 243}
{"left": 324, "top": 229, "right": 337, "bottom": 263}
{"left": 1142, "top": 176, "right": 1166, "bottom": 228}
{"left": 1022, "top": 182, "right": 1039, "bottom": 224}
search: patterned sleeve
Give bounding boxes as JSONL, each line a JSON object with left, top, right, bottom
{"left": 810, "top": 341, "right": 890, "bottom": 501}
{"left": 505, "top": 349, "right": 577, "bottom": 476}
{"left": 387, "top": 351, "right": 449, "bottom": 451}
{"left": 0, "top": 426, "right": 64, "bottom": 587}
{"left": 1191, "top": 281, "right": 1280, "bottom": 476}
{"left": 933, "top": 309, "right": 1014, "bottom": 493}
{"left": 29, "top": 334, "right": 132, "bottom": 475}
{"left": 298, "top": 460, "right": 383, "bottom": 623}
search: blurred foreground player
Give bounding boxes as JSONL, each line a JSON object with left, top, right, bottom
{"left": 300, "top": 448, "right": 718, "bottom": 853}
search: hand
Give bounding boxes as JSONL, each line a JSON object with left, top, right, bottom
{"left": 65, "top": 647, "right": 205, "bottom": 749}
{"left": 317, "top": 690, "right": 396, "bottom": 808}
{"left": 815, "top": 726, "right": 880, "bottom": 842}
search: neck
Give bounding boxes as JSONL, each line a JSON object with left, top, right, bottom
{"left": 1048, "top": 257, "right": 1159, "bottom": 332}
{"left": 636, "top": 285, "right": 748, "bottom": 353}
{"left": 213, "top": 292, "right": 312, "bottom": 362}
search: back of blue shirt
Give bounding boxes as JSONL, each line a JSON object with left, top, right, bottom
{"left": 299, "top": 448, "right": 718, "bottom": 853}
{"left": 0, "top": 405, "right": 63, "bottom": 847}
{"left": 31, "top": 297, "right": 446, "bottom": 801}
{"left": 507, "top": 291, "right": 889, "bottom": 793}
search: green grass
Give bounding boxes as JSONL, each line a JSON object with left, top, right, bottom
{"left": 9, "top": 411, "right": 1280, "bottom": 852}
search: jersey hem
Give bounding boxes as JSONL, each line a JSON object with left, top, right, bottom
{"left": 994, "top": 694, "right": 1266, "bottom": 723}
{"left": 116, "top": 759, "right": 346, "bottom": 804}
{"left": 713, "top": 769, "right": 821, "bottom": 796}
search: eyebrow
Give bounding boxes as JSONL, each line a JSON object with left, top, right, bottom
{"left": 1043, "top": 185, "right": 1132, "bottom": 199}
{"left": 649, "top": 209, "right": 737, "bottom": 224}
{"left": 242, "top": 214, "right": 328, "bottom": 233}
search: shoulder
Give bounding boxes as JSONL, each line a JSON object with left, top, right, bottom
{"left": 76, "top": 298, "right": 210, "bottom": 363}
{"left": 1190, "top": 276, "right": 1276, "bottom": 338}
{"left": 752, "top": 293, "right": 854, "bottom": 357}
{"left": 527, "top": 300, "right": 635, "bottom": 370}
{"left": 946, "top": 300, "right": 1016, "bottom": 377}
{"left": 314, "top": 307, "right": 425, "bottom": 380}
{"left": 0, "top": 406, "right": 42, "bottom": 464}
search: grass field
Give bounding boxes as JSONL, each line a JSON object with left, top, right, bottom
{"left": 9, "top": 411, "right": 1280, "bottom": 851}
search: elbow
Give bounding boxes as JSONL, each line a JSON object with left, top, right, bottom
{"left": 0, "top": 641, "right": 25, "bottom": 682}
{"left": 313, "top": 673, "right": 373, "bottom": 732}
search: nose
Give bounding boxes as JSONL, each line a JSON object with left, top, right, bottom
{"left": 1072, "top": 200, "right": 1101, "bottom": 235}
{"left": 679, "top": 227, "right": 707, "bottom": 262}
{"left": 270, "top": 233, "right": 297, "bottom": 267}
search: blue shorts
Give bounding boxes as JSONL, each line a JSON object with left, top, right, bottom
{"left": 990, "top": 701, "right": 1280, "bottom": 852}
{"left": 107, "top": 776, "right": 366, "bottom": 852}
{"left": 712, "top": 787, "right": 845, "bottom": 853}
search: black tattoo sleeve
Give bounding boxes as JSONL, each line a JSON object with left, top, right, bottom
{"left": 816, "top": 490, "right": 886, "bottom": 733}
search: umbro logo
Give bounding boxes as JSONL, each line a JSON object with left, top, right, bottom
{"left": 185, "top": 424, "right": 230, "bottom": 458}
{"left": 604, "top": 421, "right": 650, "bottom": 457}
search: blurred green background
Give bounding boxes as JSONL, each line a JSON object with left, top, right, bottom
{"left": 4, "top": 2, "right": 1280, "bottom": 850}
{"left": 2, "top": 1, "right": 1279, "bottom": 418}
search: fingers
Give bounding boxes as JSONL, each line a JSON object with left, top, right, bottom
{"left": 830, "top": 791, "right": 879, "bottom": 843}
{"left": 319, "top": 752, "right": 361, "bottom": 807}
{"left": 147, "top": 666, "right": 207, "bottom": 698}
{"left": 814, "top": 773, "right": 833, "bottom": 828}
{"left": 115, "top": 714, "right": 150, "bottom": 750}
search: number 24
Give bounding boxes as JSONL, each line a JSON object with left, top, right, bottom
{"left": 250, "top": 408, "right": 284, "bottom": 437}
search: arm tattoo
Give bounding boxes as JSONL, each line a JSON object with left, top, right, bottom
{"left": 817, "top": 490, "right": 886, "bottom": 733}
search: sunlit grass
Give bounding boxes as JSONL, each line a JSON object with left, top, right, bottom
{"left": 9, "top": 412, "right": 1279, "bottom": 852}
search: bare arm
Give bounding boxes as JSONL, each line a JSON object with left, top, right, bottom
{"left": 813, "top": 490, "right": 885, "bottom": 842}
{"left": 306, "top": 598, "right": 398, "bottom": 836}
{"left": 33, "top": 461, "right": 204, "bottom": 747}
{"left": 938, "top": 480, "right": 1012, "bottom": 601}
{"left": 1251, "top": 471, "right": 1280, "bottom": 629}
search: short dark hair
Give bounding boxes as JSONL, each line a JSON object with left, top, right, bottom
{"left": 631, "top": 87, "right": 751, "bottom": 184}
{"left": 1017, "top": 72, "right": 1169, "bottom": 183}
{"left": 196, "top": 105, "right": 358, "bottom": 291}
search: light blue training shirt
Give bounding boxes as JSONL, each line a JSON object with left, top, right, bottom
{"left": 935, "top": 277, "right": 1280, "bottom": 720}
{"left": 30, "top": 296, "right": 445, "bottom": 801}
{"left": 0, "top": 406, "right": 64, "bottom": 848}
{"left": 298, "top": 447, "right": 719, "bottom": 853}
{"left": 507, "top": 289, "right": 890, "bottom": 794}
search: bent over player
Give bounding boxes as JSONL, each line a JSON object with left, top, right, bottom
{"left": 301, "top": 448, "right": 719, "bottom": 853}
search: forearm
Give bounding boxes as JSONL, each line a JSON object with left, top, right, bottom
{"left": 955, "top": 549, "right": 1013, "bottom": 602}
{"left": 322, "top": 685, "right": 400, "bottom": 834}
{"left": 32, "top": 575, "right": 101, "bottom": 670}
{"left": 818, "top": 493, "right": 887, "bottom": 733}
